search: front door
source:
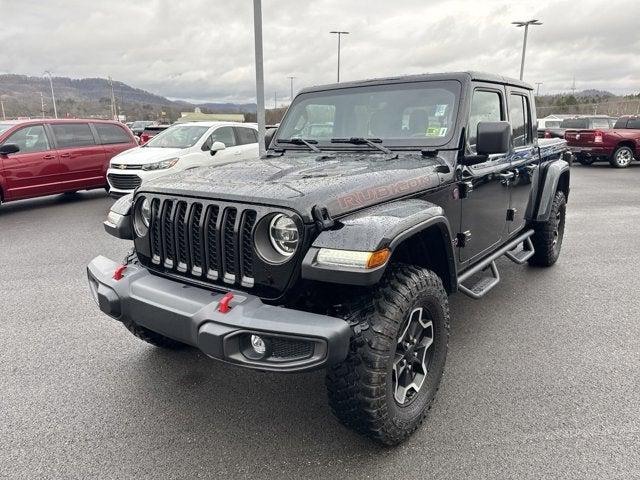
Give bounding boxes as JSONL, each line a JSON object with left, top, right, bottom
{"left": 458, "top": 86, "right": 511, "bottom": 263}
{"left": 0, "top": 124, "right": 60, "bottom": 200}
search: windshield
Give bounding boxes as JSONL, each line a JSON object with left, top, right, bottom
{"left": 145, "top": 125, "right": 209, "bottom": 149}
{"left": 275, "top": 80, "right": 461, "bottom": 148}
{"left": 0, "top": 124, "right": 13, "bottom": 135}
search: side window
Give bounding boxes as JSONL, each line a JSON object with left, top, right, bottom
{"left": 468, "top": 90, "right": 503, "bottom": 150}
{"left": 94, "top": 123, "right": 131, "bottom": 144}
{"left": 234, "top": 127, "right": 258, "bottom": 145}
{"left": 209, "top": 126, "right": 236, "bottom": 147}
{"left": 51, "top": 123, "right": 96, "bottom": 148}
{"left": 509, "top": 94, "right": 532, "bottom": 147}
{"left": 2, "top": 125, "right": 50, "bottom": 154}
{"left": 626, "top": 118, "right": 640, "bottom": 129}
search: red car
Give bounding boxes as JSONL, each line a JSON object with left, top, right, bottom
{"left": 565, "top": 116, "right": 640, "bottom": 168}
{"left": 0, "top": 119, "right": 137, "bottom": 206}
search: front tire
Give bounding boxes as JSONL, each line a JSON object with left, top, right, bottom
{"left": 326, "top": 264, "right": 449, "bottom": 445}
{"left": 610, "top": 146, "right": 634, "bottom": 168}
{"left": 528, "top": 190, "right": 566, "bottom": 267}
{"left": 578, "top": 156, "right": 594, "bottom": 166}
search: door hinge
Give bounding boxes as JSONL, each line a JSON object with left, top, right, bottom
{"left": 506, "top": 208, "right": 517, "bottom": 222}
{"left": 456, "top": 231, "right": 472, "bottom": 248}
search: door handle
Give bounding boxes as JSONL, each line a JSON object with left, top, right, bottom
{"left": 59, "top": 153, "right": 71, "bottom": 158}
{"left": 499, "top": 171, "right": 516, "bottom": 181}
{"left": 42, "top": 154, "right": 56, "bottom": 160}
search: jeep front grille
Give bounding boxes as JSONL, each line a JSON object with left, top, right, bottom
{"left": 148, "top": 198, "right": 258, "bottom": 288}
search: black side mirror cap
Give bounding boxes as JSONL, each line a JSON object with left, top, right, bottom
{"left": 476, "top": 121, "right": 511, "bottom": 155}
{"left": 0, "top": 143, "right": 20, "bottom": 156}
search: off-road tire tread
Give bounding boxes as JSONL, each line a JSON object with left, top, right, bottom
{"left": 326, "top": 264, "right": 449, "bottom": 445}
{"left": 528, "top": 190, "right": 566, "bottom": 267}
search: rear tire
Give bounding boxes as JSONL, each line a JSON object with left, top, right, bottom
{"left": 121, "top": 249, "right": 186, "bottom": 350}
{"left": 528, "top": 190, "right": 566, "bottom": 267}
{"left": 578, "top": 157, "right": 594, "bottom": 166}
{"left": 610, "top": 146, "right": 634, "bottom": 168}
{"left": 326, "top": 264, "right": 449, "bottom": 445}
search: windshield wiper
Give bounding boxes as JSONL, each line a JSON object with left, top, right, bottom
{"left": 277, "top": 138, "right": 321, "bottom": 153}
{"left": 331, "top": 137, "right": 394, "bottom": 155}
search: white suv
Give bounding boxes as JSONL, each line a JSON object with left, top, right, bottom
{"left": 106, "top": 122, "right": 259, "bottom": 194}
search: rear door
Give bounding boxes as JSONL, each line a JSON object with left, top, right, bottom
{"left": 506, "top": 89, "right": 537, "bottom": 233}
{"left": 233, "top": 126, "right": 259, "bottom": 159}
{"left": 0, "top": 124, "right": 60, "bottom": 200}
{"left": 50, "top": 122, "right": 107, "bottom": 190}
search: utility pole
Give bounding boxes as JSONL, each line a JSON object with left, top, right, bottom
{"left": 40, "top": 92, "right": 46, "bottom": 118}
{"left": 330, "top": 31, "right": 349, "bottom": 82}
{"left": 0, "top": 97, "right": 5, "bottom": 120}
{"left": 44, "top": 71, "right": 58, "bottom": 118}
{"left": 512, "top": 20, "right": 542, "bottom": 80}
{"left": 571, "top": 76, "right": 576, "bottom": 97}
{"left": 535, "top": 82, "right": 543, "bottom": 96}
{"left": 274, "top": 91, "right": 277, "bottom": 109}
{"left": 288, "top": 76, "right": 296, "bottom": 102}
{"left": 109, "top": 76, "right": 117, "bottom": 120}
{"left": 253, "top": 0, "right": 266, "bottom": 157}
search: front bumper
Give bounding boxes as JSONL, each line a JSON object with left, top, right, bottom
{"left": 87, "top": 256, "right": 351, "bottom": 372}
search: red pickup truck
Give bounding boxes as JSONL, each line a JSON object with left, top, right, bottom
{"left": 565, "top": 115, "right": 640, "bottom": 168}
{"left": 0, "top": 119, "right": 137, "bottom": 206}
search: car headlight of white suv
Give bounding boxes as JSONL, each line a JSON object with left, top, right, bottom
{"left": 142, "top": 158, "right": 179, "bottom": 171}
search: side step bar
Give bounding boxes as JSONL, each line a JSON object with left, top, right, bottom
{"left": 458, "top": 229, "right": 535, "bottom": 299}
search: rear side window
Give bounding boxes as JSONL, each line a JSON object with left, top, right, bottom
{"left": 626, "top": 118, "right": 640, "bottom": 129}
{"left": 509, "top": 94, "right": 532, "bottom": 147}
{"left": 51, "top": 123, "right": 96, "bottom": 148}
{"left": 94, "top": 123, "right": 131, "bottom": 144}
{"left": 614, "top": 118, "right": 628, "bottom": 129}
{"left": 468, "top": 90, "right": 503, "bottom": 149}
{"left": 590, "top": 119, "right": 611, "bottom": 129}
{"left": 234, "top": 127, "right": 258, "bottom": 145}
{"left": 2, "top": 125, "right": 50, "bottom": 153}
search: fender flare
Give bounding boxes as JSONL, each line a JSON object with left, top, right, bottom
{"left": 535, "top": 159, "right": 570, "bottom": 222}
{"left": 301, "top": 198, "right": 456, "bottom": 288}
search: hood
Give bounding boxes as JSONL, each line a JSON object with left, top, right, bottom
{"left": 111, "top": 147, "right": 184, "bottom": 165}
{"left": 138, "top": 152, "right": 446, "bottom": 222}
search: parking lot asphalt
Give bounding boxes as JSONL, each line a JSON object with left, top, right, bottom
{"left": 2, "top": 163, "right": 640, "bottom": 480}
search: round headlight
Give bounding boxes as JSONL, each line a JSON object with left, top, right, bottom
{"left": 133, "top": 197, "right": 151, "bottom": 237}
{"left": 269, "top": 214, "right": 299, "bottom": 257}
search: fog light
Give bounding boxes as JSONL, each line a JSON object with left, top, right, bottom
{"left": 250, "top": 335, "right": 267, "bottom": 356}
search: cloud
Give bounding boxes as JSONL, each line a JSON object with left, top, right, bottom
{"left": 1, "top": 0, "right": 638, "bottom": 102}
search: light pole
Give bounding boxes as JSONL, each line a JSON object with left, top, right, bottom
{"left": 330, "top": 31, "right": 349, "bottom": 82}
{"left": 44, "top": 70, "right": 58, "bottom": 118}
{"left": 535, "top": 82, "right": 543, "bottom": 96}
{"left": 253, "top": 0, "right": 266, "bottom": 157}
{"left": 512, "top": 20, "right": 542, "bottom": 80}
{"left": 288, "top": 76, "right": 296, "bottom": 102}
{"left": 0, "top": 96, "right": 6, "bottom": 120}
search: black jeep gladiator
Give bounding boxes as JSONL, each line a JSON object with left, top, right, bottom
{"left": 88, "top": 72, "right": 571, "bottom": 445}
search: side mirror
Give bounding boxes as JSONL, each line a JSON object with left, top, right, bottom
{"left": 476, "top": 121, "right": 511, "bottom": 155}
{"left": 210, "top": 141, "right": 226, "bottom": 155}
{"left": 0, "top": 143, "right": 20, "bottom": 156}
{"left": 265, "top": 128, "right": 276, "bottom": 149}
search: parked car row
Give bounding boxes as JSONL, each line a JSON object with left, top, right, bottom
{"left": 0, "top": 118, "right": 260, "bottom": 206}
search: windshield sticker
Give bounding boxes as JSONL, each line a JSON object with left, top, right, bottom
{"left": 434, "top": 104, "right": 447, "bottom": 117}
{"left": 426, "top": 127, "right": 448, "bottom": 137}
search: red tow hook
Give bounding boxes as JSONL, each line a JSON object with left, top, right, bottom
{"left": 113, "top": 264, "right": 127, "bottom": 281}
{"left": 218, "top": 292, "right": 234, "bottom": 313}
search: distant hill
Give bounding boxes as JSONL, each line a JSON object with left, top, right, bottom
{"left": 0, "top": 74, "right": 256, "bottom": 121}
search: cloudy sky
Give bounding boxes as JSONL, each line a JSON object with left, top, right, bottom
{"left": 1, "top": 0, "right": 639, "bottom": 103}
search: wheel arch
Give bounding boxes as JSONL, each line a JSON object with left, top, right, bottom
{"left": 615, "top": 140, "right": 637, "bottom": 155}
{"left": 534, "top": 159, "right": 570, "bottom": 222}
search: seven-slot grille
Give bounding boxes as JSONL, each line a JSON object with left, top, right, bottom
{"left": 108, "top": 173, "right": 142, "bottom": 190}
{"left": 148, "top": 198, "right": 258, "bottom": 288}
